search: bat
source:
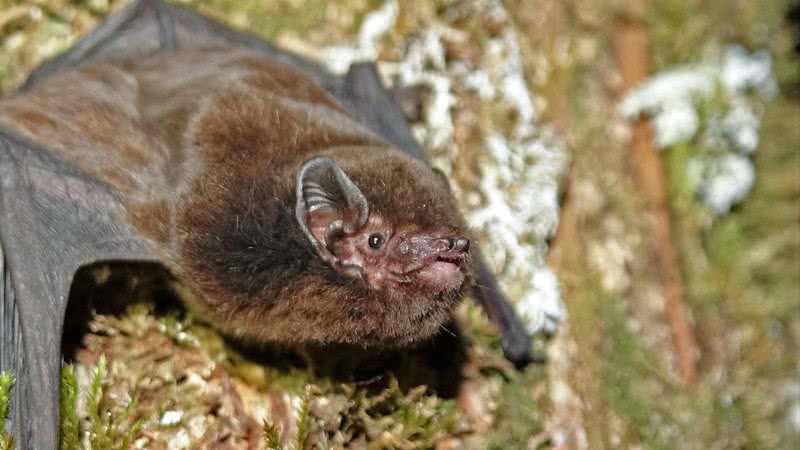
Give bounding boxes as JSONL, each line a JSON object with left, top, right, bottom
{"left": 0, "top": 1, "right": 531, "bottom": 448}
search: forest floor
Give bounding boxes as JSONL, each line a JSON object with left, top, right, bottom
{"left": 1, "top": 0, "right": 798, "bottom": 449}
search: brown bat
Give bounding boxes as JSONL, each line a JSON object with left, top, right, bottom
{"left": 0, "top": 1, "right": 530, "bottom": 448}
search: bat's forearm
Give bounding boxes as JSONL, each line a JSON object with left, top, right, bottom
{"left": 472, "top": 249, "right": 531, "bottom": 365}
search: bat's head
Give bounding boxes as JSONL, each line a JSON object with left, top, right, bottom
{"left": 287, "top": 153, "right": 472, "bottom": 345}
{"left": 296, "top": 156, "right": 471, "bottom": 295}
{"left": 183, "top": 151, "right": 472, "bottom": 347}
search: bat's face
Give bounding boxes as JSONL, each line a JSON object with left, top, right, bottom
{"left": 327, "top": 215, "right": 471, "bottom": 293}
{"left": 288, "top": 154, "right": 472, "bottom": 344}
{"left": 296, "top": 153, "right": 472, "bottom": 293}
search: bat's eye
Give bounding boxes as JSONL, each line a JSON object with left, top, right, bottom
{"left": 368, "top": 233, "right": 385, "bottom": 249}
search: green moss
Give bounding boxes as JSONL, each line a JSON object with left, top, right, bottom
{"left": 262, "top": 420, "right": 285, "bottom": 450}
{"left": 190, "top": 0, "right": 323, "bottom": 39}
{"left": 84, "top": 356, "right": 142, "bottom": 450}
{"left": 353, "top": 378, "right": 458, "bottom": 447}
{"left": 0, "top": 372, "right": 14, "bottom": 450}
{"left": 597, "top": 292, "right": 676, "bottom": 450}
{"left": 293, "top": 391, "right": 312, "bottom": 450}
{"left": 487, "top": 366, "right": 547, "bottom": 449}
{"left": 59, "top": 365, "right": 80, "bottom": 450}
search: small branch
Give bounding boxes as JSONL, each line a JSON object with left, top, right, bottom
{"left": 613, "top": 15, "right": 699, "bottom": 386}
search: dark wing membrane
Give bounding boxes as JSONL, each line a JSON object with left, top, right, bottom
{"left": 20, "top": 0, "right": 427, "bottom": 163}
{"left": 0, "top": 126, "right": 155, "bottom": 450}
{"left": 335, "top": 63, "right": 429, "bottom": 162}
{"left": 20, "top": 0, "right": 338, "bottom": 94}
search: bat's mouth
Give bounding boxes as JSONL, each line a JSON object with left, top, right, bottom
{"left": 415, "top": 252, "right": 466, "bottom": 291}
{"left": 390, "top": 235, "right": 470, "bottom": 290}
{"left": 435, "top": 253, "right": 466, "bottom": 265}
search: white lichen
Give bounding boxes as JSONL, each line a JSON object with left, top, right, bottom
{"left": 485, "top": 27, "right": 538, "bottom": 137}
{"left": 166, "top": 429, "right": 191, "bottom": 450}
{"left": 186, "top": 415, "right": 207, "bottom": 440}
{"left": 649, "top": 100, "right": 700, "bottom": 149}
{"left": 462, "top": 69, "right": 495, "bottom": 99}
{"left": 160, "top": 410, "right": 184, "bottom": 426}
{"left": 457, "top": 12, "right": 567, "bottom": 334}
{"left": 517, "top": 267, "right": 565, "bottom": 335}
{"left": 687, "top": 153, "right": 755, "bottom": 216}
{"left": 721, "top": 45, "right": 778, "bottom": 98}
{"left": 320, "top": 0, "right": 398, "bottom": 74}
{"left": 619, "top": 44, "right": 776, "bottom": 215}
{"left": 618, "top": 66, "right": 715, "bottom": 140}
{"left": 588, "top": 236, "right": 635, "bottom": 294}
{"left": 718, "top": 99, "right": 761, "bottom": 154}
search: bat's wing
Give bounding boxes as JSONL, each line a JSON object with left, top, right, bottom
{"left": 0, "top": 126, "right": 156, "bottom": 449}
{"left": 332, "top": 63, "right": 430, "bottom": 162}
{"left": 19, "top": 1, "right": 418, "bottom": 159}
{"left": 17, "top": 0, "right": 423, "bottom": 163}
{"left": 20, "top": 0, "right": 339, "bottom": 93}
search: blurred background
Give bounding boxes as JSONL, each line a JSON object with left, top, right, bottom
{"left": 0, "top": 0, "right": 798, "bottom": 449}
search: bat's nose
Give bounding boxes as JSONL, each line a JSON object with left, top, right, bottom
{"left": 448, "top": 236, "right": 470, "bottom": 253}
{"left": 409, "top": 235, "right": 470, "bottom": 255}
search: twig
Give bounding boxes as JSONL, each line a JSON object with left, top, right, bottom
{"left": 613, "top": 15, "right": 699, "bottom": 386}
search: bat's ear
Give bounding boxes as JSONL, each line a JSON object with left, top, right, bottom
{"left": 295, "top": 156, "right": 369, "bottom": 265}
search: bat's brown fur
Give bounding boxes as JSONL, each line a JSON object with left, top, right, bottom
{"left": 0, "top": 47, "right": 469, "bottom": 346}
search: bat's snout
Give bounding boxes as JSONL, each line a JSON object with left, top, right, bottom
{"left": 447, "top": 236, "right": 470, "bottom": 253}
